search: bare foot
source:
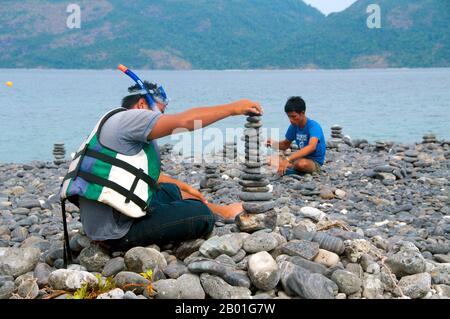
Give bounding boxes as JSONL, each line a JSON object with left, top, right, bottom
{"left": 208, "top": 202, "right": 243, "bottom": 220}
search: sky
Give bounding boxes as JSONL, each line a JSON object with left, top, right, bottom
{"left": 303, "top": 0, "right": 359, "bottom": 15}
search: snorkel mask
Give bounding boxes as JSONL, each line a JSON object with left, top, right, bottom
{"left": 118, "top": 64, "right": 169, "bottom": 113}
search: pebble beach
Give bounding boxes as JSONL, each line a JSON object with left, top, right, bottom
{"left": 0, "top": 133, "right": 449, "bottom": 300}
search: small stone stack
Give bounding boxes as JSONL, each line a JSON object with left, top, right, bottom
{"left": 403, "top": 149, "right": 419, "bottom": 165}
{"left": 236, "top": 115, "right": 277, "bottom": 232}
{"left": 375, "top": 141, "right": 387, "bottom": 151}
{"left": 223, "top": 141, "right": 237, "bottom": 161}
{"left": 53, "top": 143, "right": 66, "bottom": 165}
{"left": 422, "top": 133, "right": 437, "bottom": 144}
{"left": 331, "top": 125, "right": 343, "bottom": 140}
{"left": 201, "top": 163, "right": 221, "bottom": 190}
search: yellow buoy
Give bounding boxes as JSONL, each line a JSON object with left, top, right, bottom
{"left": 6, "top": 81, "right": 13, "bottom": 87}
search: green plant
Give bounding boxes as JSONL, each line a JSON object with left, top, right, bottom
{"left": 67, "top": 274, "right": 116, "bottom": 300}
{"left": 140, "top": 269, "right": 153, "bottom": 281}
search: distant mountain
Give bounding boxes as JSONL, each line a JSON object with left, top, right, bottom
{"left": 0, "top": 0, "right": 448, "bottom": 69}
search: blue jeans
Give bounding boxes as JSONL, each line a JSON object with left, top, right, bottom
{"left": 105, "top": 183, "right": 215, "bottom": 251}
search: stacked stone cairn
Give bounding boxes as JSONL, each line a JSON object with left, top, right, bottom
{"left": 375, "top": 141, "right": 387, "bottom": 151}
{"left": 422, "top": 133, "right": 437, "bottom": 144}
{"left": 53, "top": 143, "right": 66, "bottom": 165}
{"left": 403, "top": 149, "right": 419, "bottom": 165}
{"left": 223, "top": 140, "right": 237, "bottom": 161}
{"left": 330, "top": 124, "right": 344, "bottom": 142}
{"left": 200, "top": 163, "right": 221, "bottom": 191}
{"left": 236, "top": 114, "right": 277, "bottom": 232}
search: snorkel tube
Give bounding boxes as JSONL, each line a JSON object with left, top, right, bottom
{"left": 118, "top": 64, "right": 160, "bottom": 112}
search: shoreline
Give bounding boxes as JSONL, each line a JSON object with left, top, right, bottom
{"left": 0, "top": 139, "right": 449, "bottom": 299}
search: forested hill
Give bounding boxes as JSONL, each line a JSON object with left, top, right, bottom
{"left": 0, "top": 0, "right": 448, "bottom": 69}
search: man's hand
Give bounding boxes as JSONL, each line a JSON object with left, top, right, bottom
{"left": 277, "top": 158, "right": 290, "bottom": 176}
{"left": 231, "top": 99, "right": 263, "bottom": 116}
{"left": 184, "top": 186, "right": 208, "bottom": 204}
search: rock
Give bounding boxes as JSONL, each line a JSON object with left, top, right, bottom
{"left": 294, "top": 230, "right": 345, "bottom": 255}
{"left": 199, "top": 273, "right": 252, "bottom": 299}
{"left": 243, "top": 232, "right": 279, "bottom": 253}
{"left": 97, "top": 288, "right": 125, "bottom": 299}
{"left": 299, "top": 207, "right": 327, "bottom": 222}
{"left": 239, "top": 192, "right": 273, "bottom": 201}
{"left": 102, "top": 257, "right": 125, "bottom": 278}
{"left": 279, "top": 261, "right": 337, "bottom": 299}
{"left": 124, "top": 247, "right": 167, "bottom": 273}
{"left": 113, "top": 271, "right": 150, "bottom": 294}
{"left": 346, "top": 263, "right": 363, "bottom": 279}
{"left": 243, "top": 201, "right": 275, "bottom": 214}
{"left": 0, "top": 281, "right": 15, "bottom": 299}
{"left": 11, "top": 186, "right": 26, "bottom": 196}
{"left": 123, "top": 291, "right": 140, "bottom": 299}
{"left": 221, "top": 271, "right": 251, "bottom": 288}
{"left": 163, "top": 261, "right": 189, "bottom": 279}
{"left": 0, "top": 247, "right": 40, "bottom": 278}
{"left": 434, "top": 254, "right": 450, "bottom": 263}
{"left": 320, "top": 189, "right": 335, "bottom": 200}
{"left": 21, "top": 236, "right": 50, "bottom": 252}
{"left": 435, "top": 284, "right": 450, "bottom": 298}
{"left": 281, "top": 240, "right": 320, "bottom": 260}
{"left": 362, "top": 275, "right": 384, "bottom": 299}
{"left": 231, "top": 249, "right": 247, "bottom": 263}
{"left": 17, "top": 279, "right": 39, "bottom": 299}
{"left": 248, "top": 251, "right": 280, "bottom": 291}
{"left": 385, "top": 244, "right": 426, "bottom": 277}
{"left": 16, "top": 199, "right": 41, "bottom": 209}
{"left": 314, "top": 249, "right": 340, "bottom": 268}
{"left": 287, "top": 256, "right": 328, "bottom": 275}
{"left": 398, "top": 273, "right": 431, "bottom": 299}
{"left": 344, "top": 239, "right": 372, "bottom": 263}
{"left": 15, "top": 272, "right": 34, "bottom": 287}
{"left": 334, "top": 189, "right": 346, "bottom": 199}
{"left": 48, "top": 269, "right": 97, "bottom": 291}
{"left": 199, "top": 234, "right": 244, "bottom": 258}
{"left": 152, "top": 278, "right": 179, "bottom": 299}
{"left": 215, "top": 254, "right": 236, "bottom": 268}
{"left": 11, "top": 227, "right": 28, "bottom": 241}
{"left": 236, "top": 211, "right": 277, "bottom": 232}
{"left": 34, "top": 263, "right": 53, "bottom": 287}
{"left": 79, "top": 245, "right": 111, "bottom": 272}
{"left": 430, "top": 263, "right": 450, "bottom": 285}
{"left": 174, "top": 239, "right": 205, "bottom": 260}
{"left": 188, "top": 260, "right": 250, "bottom": 288}
{"left": 177, "top": 274, "right": 205, "bottom": 299}
{"left": 331, "top": 270, "right": 362, "bottom": 295}
{"left": 188, "top": 260, "right": 229, "bottom": 277}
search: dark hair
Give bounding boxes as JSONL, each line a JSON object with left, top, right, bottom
{"left": 284, "top": 96, "right": 306, "bottom": 113}
{"left": 121, "top": 81, "right": 159, "bottom": 109}
{"left": 121, "top": 94, "right": 145, "bottom": 109}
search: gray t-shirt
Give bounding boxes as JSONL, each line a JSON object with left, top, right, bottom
{"left": 79, "top": 109, "right": 161, "bottom": 240}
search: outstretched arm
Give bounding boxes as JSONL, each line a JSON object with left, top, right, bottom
{"left": 267, "top": 139, "right": 292, "bottom": 151}
{"left": 149, "top": 99, "right": 263, "bottom": 140}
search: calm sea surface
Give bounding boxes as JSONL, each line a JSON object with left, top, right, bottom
{"left": 0, "top": 68, "right": 449, "bottom": 163}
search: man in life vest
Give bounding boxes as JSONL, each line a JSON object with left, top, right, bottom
{"left": 61, "top": 80, "right": 263, "bottom": 253}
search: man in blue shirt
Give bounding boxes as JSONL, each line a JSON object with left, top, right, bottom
{"left": 267, "top": 96, "right": 326, "bottom": 175}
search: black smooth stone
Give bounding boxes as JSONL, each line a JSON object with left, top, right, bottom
{"left": 239, "top": 179, "right": 270, "bottom": 187}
